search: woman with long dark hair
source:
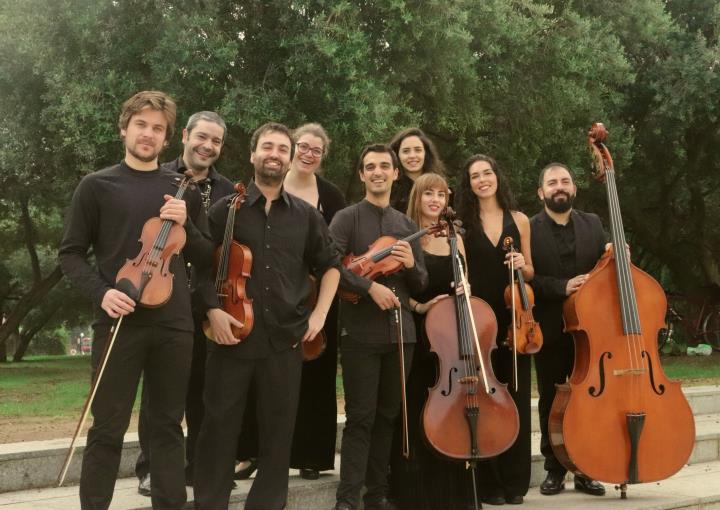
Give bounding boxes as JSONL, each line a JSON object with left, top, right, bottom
{"left": 457, "top": 154, "right": 534, "bottom": 506}
{"left": 389, "top": 128, "right": 447, "bottom": 214}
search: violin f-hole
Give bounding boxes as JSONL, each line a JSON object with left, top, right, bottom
{"left": 588, "top": 351, "right": 612, "bottom": 397}
{"left": 441, "top": 366, "right": 458, "bottom": 396}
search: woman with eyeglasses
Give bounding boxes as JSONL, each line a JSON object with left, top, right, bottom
{"left": 389, "top": 127, "right": 448, "bottom": 214}
{"left": 284, "top": 123, "right": 346, "bottom": 480}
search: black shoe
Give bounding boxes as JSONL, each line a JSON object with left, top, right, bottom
{"left": 137, "top": 473, "right": 151, "bottom": 497}
{"left": 300, "top": 468, "right": 320, "bottom": 480}
{"left": 574, "top": 475, "right": 606, "bottom": 496}
{"left": 365, "top": 497, "right": 398, "bottom": 510}
{"left": 481, "top": 495, "right": 505, "bottom": 505}
{"left": 539, "top": 471, "right": 565, "bottom": 495}
{"left": 505, "top": 495, "right": 523, "bottom": 504}
{"left": 335, "top": 503, "right": 353, "bottom": 510}
{"left": 234, "top": 458, "right": 257, "bottom": 480}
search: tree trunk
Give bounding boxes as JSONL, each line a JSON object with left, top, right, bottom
{"left": 13, "top": 301, "right": 62, "bottom": 362}
{"left": 0, "top": 265, "right": 63, "bottom": 349}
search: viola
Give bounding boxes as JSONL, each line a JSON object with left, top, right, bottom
{"left": 203, "top": 184, "right": 254, "bottom": 340}
{"left": 422, "top": 208, "right": 519, "bottom": 508}
{"left": 502, "top": 236, "right": 543, "bottom": 358}
{"left": 549, "top": 123, "right": 695, "bottom": 497}
{"left": 302, "top": 275, "right": 327, "bottom": 361}
{"left": 115, "top": 174, "right": 193, "bottom": 306}
{"left": 338, "top": 223, "right": 443, "bottom": 303}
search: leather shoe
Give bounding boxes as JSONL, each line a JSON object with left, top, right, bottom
{"left": 300, "top": 468, "right": 320, "bottom": 480}
{"left": 137, "top": 473, "right": 151, "bottom": 497}
{"left": 365, "top": 497, "right": 398, "bottom": 510}
{"left": 334, "top": 503, "right": 353, "bottom": 510}
{"left": 481, "top": 494, "right": 505, "bottom": 505}
{"left": 574, "top": 475, "right": 606, "bottom": 496}
{"left": 505, "top": 495, "right": 524, "bottom": 504}
{"left": 539, "top": 471, "right": 565, "bottom": 495}
{"left": 234, "top": 458, "right": 257, "bottom": 480}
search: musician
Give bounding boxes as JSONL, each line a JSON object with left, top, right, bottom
{"left": 530, "top": 162, "right": 606, "bottom": 496}
{"left": 134, "top": 111, "right": 236, "bottom": 495}
{"left": 389, "top": 128, "right": 447, "bottom": 214}
{"left": 329, "top": 144, "right": 428, "bottom": 510}
{"left": 391, "top": 173, "right": 471, "bottom": 510}
{"left": 58, "top": 91, "right": 212, "bottom": 510}
{"left": 193, "top": 122, "right": 340, "bottom": 510}
{"left": 458, "top": 154, "right": 533, "bottom": 506}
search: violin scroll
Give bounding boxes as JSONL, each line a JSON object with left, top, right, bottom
{"left": 588, "top": 122, "right": 614, "bottom": 183}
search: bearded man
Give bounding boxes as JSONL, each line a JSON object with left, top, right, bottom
{"left": 530, "top": 162, "right": 607, "bottom": 497}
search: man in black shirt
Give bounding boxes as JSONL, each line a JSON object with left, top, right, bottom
{"left": 330, "top": 144, "right": 427, "bottom": 510}
{"left": 58, "top": 91, "right": 212, "bottom": 510}
{"left": 530, "top": 163, "right": 606, "bottom": 497}
{"left": 193, "top": 122, "right": 340, "bottom": 510}
{"left": 135, "top": 111, "right": 236, "bottom": 494}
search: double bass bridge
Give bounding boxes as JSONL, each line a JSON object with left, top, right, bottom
{"left": 612, "top": 368, "right": 647, "bottom": 376}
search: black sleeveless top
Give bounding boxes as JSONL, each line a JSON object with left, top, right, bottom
{"left": 465, "top": 209, "right": 521, "bottom": 344}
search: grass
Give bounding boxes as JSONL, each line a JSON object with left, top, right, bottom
{"left": 0, "top": 355, "right": 140, "bottom": 418}
{"left": 2, "top": 353, "right": 718, "bottom": 419}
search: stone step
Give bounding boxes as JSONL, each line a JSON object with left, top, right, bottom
{"left": 1, "top": 457, "right": 719, "bottom": 509}
{"left": 1, "top": 386, "right": 718, "bottom": 495}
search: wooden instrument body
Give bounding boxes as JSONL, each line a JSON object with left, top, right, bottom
{"left": 115, "top": 217, "right": 186, "bottom": 307}
{"left": 549, "top": 249, "right": 695, "bottom": 483}
{"left": 503, "top": 281, "right": 543, "bottom": 354}
{"left": 423, "top": 296, "right": 519, "bottom": 460}
{"left": 302, "top": 275, "right": 327, "bottom": 361}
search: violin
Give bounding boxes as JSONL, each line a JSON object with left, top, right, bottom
{"left": 549, "top": 123, "right": 695, "bottom": 497}
{"left": 203, "top": 184, "right": 254, "bottom": 340}
{"left": 115, "top": 175, "right": 193, "bottom": 306}
{"left": 422, "top": 208, "right": 519, "bottom": 508}
{"left": 302, "top": 275, "right": 327, "bottom": 361}
{"left": 502, "top": 236, "right": 543, "bottom": 358}
{"left": 338, "top": 224, "right": 443, "bottom": 303}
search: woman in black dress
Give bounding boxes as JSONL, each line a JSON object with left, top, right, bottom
{"left": 389, "top": 128, "right": 447, "bottom": 213}
{"left": 457, "top": 154, "right": 534, "bottom": 506}
{"left": 390, "top": 173, "right": 478, "bottom": 510}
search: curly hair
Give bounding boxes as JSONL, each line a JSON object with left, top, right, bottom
{"left": 457, "top": 154, "right": 517, "bottom": 232}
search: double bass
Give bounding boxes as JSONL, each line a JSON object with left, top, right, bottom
{"left": 549, "top": 123, "right": 695, "bottom": 497}
{"left": 423, "top": 209, "right": 519, "bottom": 509}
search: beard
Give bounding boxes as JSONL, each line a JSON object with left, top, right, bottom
{"left": 254, "top": 157, "right": 288, "bottom": 186}
{"left": 186, "top": 148, "right": 218, "bottom": 171}
{"left": 125, "top": 137, "right": 162, "bottom": 163}
{"left": 544, "top": 191, "right": 575, "bottom": 213}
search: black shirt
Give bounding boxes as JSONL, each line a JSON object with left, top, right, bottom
{"left": 329, "top": 200, "right": 428, "bottom": 344}
{"left": 58, "top": 161, "right": 212, "bottom": 331}
{"left": 204, "top": 180, "right": 340, "bottom": 358}
{"left": 549, "top": 216, "right": 577, "bottom": 278}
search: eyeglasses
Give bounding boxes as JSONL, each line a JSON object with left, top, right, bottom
{"left": 296, "top": 142, "right": 324, "bottom": 158}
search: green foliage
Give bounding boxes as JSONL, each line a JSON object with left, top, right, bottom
{"left": 0, "top": 0, "right": 718, "bottom": 342}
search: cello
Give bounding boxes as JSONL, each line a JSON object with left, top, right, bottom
{"left": 549, "top": 123, "right": 695, "bottom": 497}
{"left": 423, "top": 209, "right": 519, "bottom": 509}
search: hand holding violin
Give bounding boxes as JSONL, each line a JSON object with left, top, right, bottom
{"left": 159, "top": 194, "right": 187, "bottom": 225}
{"left": 206, "top": 308, "right": 244, "bottom": 345}
{"left": 390, "top": 240, "right": 415, "bottom": 269}
{"left": 504, "top": 250, "right": 525, "bottom": 270}
{"left": 302, "top": 308, "right": 327, "bottom": 343}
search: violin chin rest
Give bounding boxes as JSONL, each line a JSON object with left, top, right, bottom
{"left": 116, "top": 278, "right": 141, "bottom": 302}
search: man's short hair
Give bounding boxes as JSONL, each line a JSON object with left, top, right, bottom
{"left": 186, "top": 111, "right": 227, "bottom": 141}
{"left": 118, "top": 91, "right": 177, "bottom": 141}
{"left": 357, "top": 143, "right": 399, "bottom": 172}
{"left": 250, "top": 122, "right": 294, "bottom": 160}
{"left": 538, "top": 162, "right": 575, "bottom": 187}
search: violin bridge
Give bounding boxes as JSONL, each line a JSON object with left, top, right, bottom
{"left": 612, "top": 368, "right": 647, "bottom": 376}
{"left": 458, "top": 376, "right": 479, "bottom": 385}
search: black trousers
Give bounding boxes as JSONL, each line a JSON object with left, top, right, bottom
{"left": 81, "top": 323, "right": 192, "bottom": 510}
{"left": 336, "top": 338, "right": 414, "bottom": 509}
{"left": 290, "top": 301, "right": 339, "bottom": 471}
{"left": 193, "top": 346, "right": 303, "bottom": 510}
{"left": 534, "top": 334, "right": 575, "bottom": 474}
{"left": 474, "top": 346, "right": 532, "bottom": 499}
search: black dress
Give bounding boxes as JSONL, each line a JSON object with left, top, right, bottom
{"left": 464, "top": 210, "right": 531, "bottom": 501}
{"left": 390, "top": 251, "right": 479, "bottom": 510}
